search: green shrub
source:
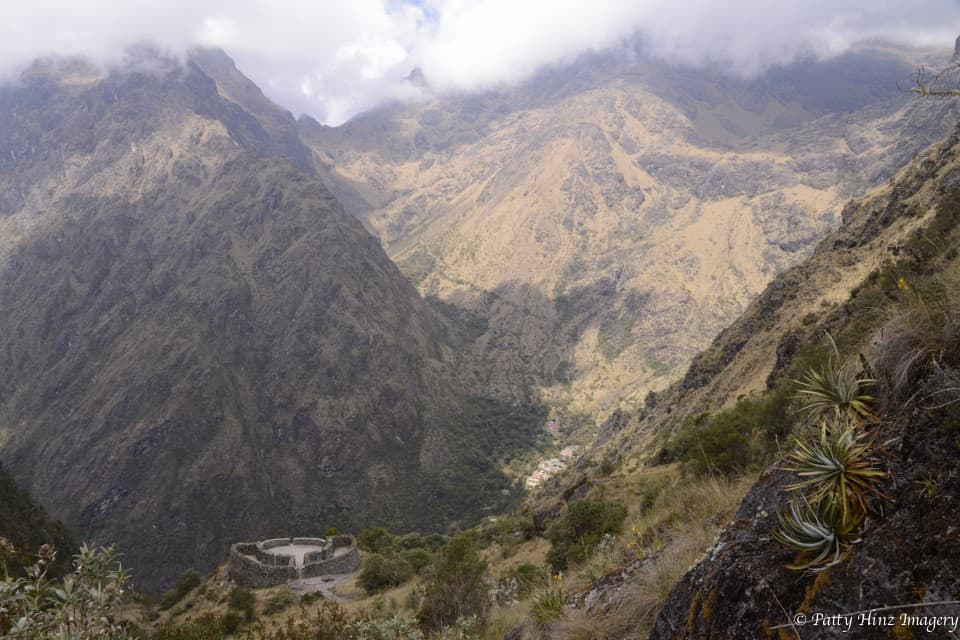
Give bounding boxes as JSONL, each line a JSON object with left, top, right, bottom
{"left": 160, "top": 589, "right": 182, "bottom": 610}
{"left": 160, "top": 568, "right": 203, "bottom": 610}
{"left": 360, "top": 554, "right": 415, "bottom": 593}
{"left": 358, "top": 528, "right": 398, "bottom": 554}
{"left": 424, "top": 533, "right": 448, "bottom": 550}
{"left": 350, "top": 615, "right": 424, "bottom": 640}
{"left": 506, "top": 562, "right": 549, "bottom": 599}
{"left": 397, "top": 533, "right": 427, "bottom": 550}
{"left": 222, "top": 611, "right": 245, "bottom": 634}
{"left": 401, "top": 548, "right": 433, "bottom": 574}
{"left": 546, "top": 499, "right": 627, "bottom": 571}
{"left": 657, "top": 385, "right": 793, "bottom": 477}
{"left": 264, "top": 590, "right": 296, "bottom": 615}
{"left": 418, "top": 534, "right": 488, "bottom": 631}
{"left": 0, "top": 543, "right": 133, "bottom": 638}
{"left": 257, "top": 601, "right": 353, "bottom": 640}
{"left": 228, "top": 586, "right": 256, "bottom": 621}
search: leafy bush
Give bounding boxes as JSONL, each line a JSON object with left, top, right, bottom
{"left": 437, "top": 615, "right": 479, "bottom": 640}
{"left": 397, "top": 533, "right": 427, "bottom": 550}
{"left": 417, "top": 534, "right": 488, "bottom": 631}
{"left": 153, "top": 613, "right": 228, "bottom": 640}
{"left": 360, "top": 554, "right": 415, "bottom": 593}
{"left": 657, "top": 385, "right": 793, "bottom": 477}
{"left": 264, "top": 589, "right": 296, "bottom": 615}
{"left": 255, "top": 601, "right": 353, "bottom": 640}
{"left": 222, "top": 611, "right": 246, "bottom": 635}
{"left": 351, "top": 616, "right": 424, "bottom": 640}
{"left": 400, "top": 548, "right": 432, "bottom": 574}
{"left": 546, "top": 499, "right": 627, "bottom": 571}
{"left": 228, "top": 585, "right": 256, "bottom": 621}
{"left": 358, "top": 528, "right": 398, "bottom": 555}
{"left": 505, "top": 562, "right": 549, "bottom": 599}
{"left": 160, "top": 568, "right": 203, "bottom": 610}
{"left": 0, "top": 541, "right": 134, "bottom": 639}
{"left": 423, "top": 533, "right": 448, "bottom": 550}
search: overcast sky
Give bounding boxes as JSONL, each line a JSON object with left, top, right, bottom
{"left": 2, "top": 0, "right": 960, "bottom": 125}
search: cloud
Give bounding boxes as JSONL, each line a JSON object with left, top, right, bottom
{"left": 1, "top": 0, "right": 959, "bottom": 124}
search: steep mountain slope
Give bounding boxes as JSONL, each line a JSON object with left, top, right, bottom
{"left": 302, "top": 43, "right": 960, "bottom": 416}
{"left": 646, "top": 124, "right": 960, "bottom": 640}
{"left": 534, "top": 112, "right": 960, "bottom": 638}
{"left": 0, "top": 53, "right": 538, "bottom": 592}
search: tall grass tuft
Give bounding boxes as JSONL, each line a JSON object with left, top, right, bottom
{"left": 871, "top": 275, "right": 960, "bottom": 402}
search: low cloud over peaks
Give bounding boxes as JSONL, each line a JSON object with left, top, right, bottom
{"left": 2, "top": 0, "right": 959, "bottom": 124}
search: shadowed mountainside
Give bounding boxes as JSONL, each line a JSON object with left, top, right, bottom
{"left": 0, "top": 52, "right": 541, "bottom": 593}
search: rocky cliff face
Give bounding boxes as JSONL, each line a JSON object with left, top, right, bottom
{"left": 0, "top": 52, "right": 536, "bottom": 593}
{"left": 650, "top": 401, "right": 960, "bottom": 638}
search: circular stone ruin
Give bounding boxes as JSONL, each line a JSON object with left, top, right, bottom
{"left": 228, "top": 535, "right": 360, "bottom": 588}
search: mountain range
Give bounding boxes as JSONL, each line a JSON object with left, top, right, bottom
{"left": 1, "top": 40, "right": 958, "bottom": 596}
{"left": 0, "top": 50, "right": 539, "bottom": 592}
{"left": 305, "top": 41, "right": 960, "bottom": 415}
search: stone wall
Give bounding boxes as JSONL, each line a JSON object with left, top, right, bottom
{"left": 304, "top": 549, "right": 329, "bottom": 564}
{"left": 228, "top": 544, "right": 297, "bottom": 588}
{"left": 254, "top": 546, "right": 293, "bottom": 566}
{"left": 261, "top": 538, "right": 292, "bottom": 549}
{"left": 301, "top": 545, "right": 360, "bottom": 579}
{"left": 228, "top": 535, "right": 359, "bottom": 588}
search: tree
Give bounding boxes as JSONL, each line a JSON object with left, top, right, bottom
{"left": 417, "top": 534, "right": 488, "bottom": 631}
{"left": 907, "top": 64, "right": 960, "bottom": 97}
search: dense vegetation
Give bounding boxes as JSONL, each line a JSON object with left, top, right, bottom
{"left": 655, "top": 384, "right": 794, "bottom": 477}
{"left": 0, "top": 541, "right": 133, "bottom": 638}
{"left": 545, "top": 500, "right": 627, "bottom": 571}
{"left": 0, "top": 463, "right": 76, "bottom": 578}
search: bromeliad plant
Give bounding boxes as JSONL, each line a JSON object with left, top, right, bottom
{"left": 773, "top": 497, "right": 861, "bottom": 570}
{"left": 784, "top": 417, "right": 887, "bottom": 523}
{"left": 793, "top": 335, "right": 875, "bottom": 421}
{"left": 775, "top": 343, "right": 887, "bottom": 571}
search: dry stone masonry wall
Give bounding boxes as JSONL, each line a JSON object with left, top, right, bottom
{"left": 228, "top": 535, "right": 360, "bottom": 588}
